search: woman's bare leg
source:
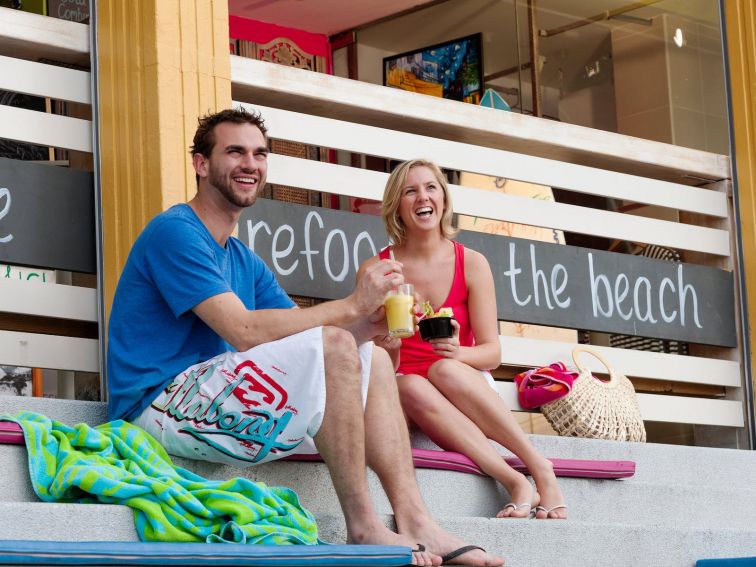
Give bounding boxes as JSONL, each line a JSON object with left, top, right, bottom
{"left": 427, "top": 359, "right": 566, "bottom": 519}
{"left": 397, "top": 373, "right": 537, "bottom": 519}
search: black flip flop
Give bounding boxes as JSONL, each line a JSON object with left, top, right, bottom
{"left": 403, "top": 544, "right": 428, "bottom": 566}
{"left": 441, "top": 545, "right": 486, "bottom": 565}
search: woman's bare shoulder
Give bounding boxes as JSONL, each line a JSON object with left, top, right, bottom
{"left": 463, "top": 246, "right": 492, "bottom": 273}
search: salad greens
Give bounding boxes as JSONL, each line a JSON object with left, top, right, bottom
{"left": 420, "top": 301, "right": 454, "bottom": 319}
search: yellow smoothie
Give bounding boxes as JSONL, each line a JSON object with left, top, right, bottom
{"left": 384, "top": 293, "right": 415, "bottom": 338}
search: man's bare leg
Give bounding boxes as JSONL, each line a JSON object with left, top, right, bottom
{"left": 312, "top": 327, "right": 438, "bottom": 567}
{"left": 363, "top": 347, "right": 505, "bottom": 567}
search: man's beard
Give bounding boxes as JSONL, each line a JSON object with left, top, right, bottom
{"left": 209, "top": 167, "right": 261, "bottom": 208}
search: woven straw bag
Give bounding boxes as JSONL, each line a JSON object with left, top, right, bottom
{"left": 540, "top": 347, "right": 646, "bottom": 442}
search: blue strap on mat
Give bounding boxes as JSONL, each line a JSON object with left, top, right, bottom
{"left": 697, "top": 559, "right": 756, "bottom": 566}
{"left": 0, "top": 540, "right": 412, "bottom": 566}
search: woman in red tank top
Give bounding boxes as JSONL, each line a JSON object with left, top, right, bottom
{"left": 359, "top": 159, "right": 566, "bottom": 520}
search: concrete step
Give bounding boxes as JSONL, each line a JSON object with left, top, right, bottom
{"left": 5, "top": 440, "right": 756, "bottom": 531}
{"left": 0, "top": 395, "right": 107, "bottom": 427}
{"left": 3, "top": 503, "right": 756, "bottom": 567}
{"left": 179, "top": 456, "right": 756, "bottom": 530}
{"left": 466, "top": 432, "right": 756, "bottom": 488}
{"left": 434, "top": 516, "right": 756, "bottom": 567}
{"left": 5, "top": 395, "right": 756, "bottom": 489}
{"left": 5, "top": 395, "right": 756, "bottom": 532}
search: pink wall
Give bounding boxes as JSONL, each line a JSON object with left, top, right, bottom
{"left": 228, "top": 16, "right": 332, "bottom": 73}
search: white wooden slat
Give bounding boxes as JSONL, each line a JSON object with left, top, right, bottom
{"left": 231, "top": 57, "right": 730, "bottom": 183}
{"left": 634, "top": 393, "right": 744, "bottom": 426}
{"left": 0, "top": 7, "right": 89, "bottom": 62}
{"left": 267, "top": 154, "right": 731, "bottom": 256}
{"left": 0, "top": 55, "right": 91, "bottom": 104}
{"left": 498, "top": 336, "right": 740, "bottom": 387}
{"left": 0, "top": 279, "right": 97, "bottom": 322}
{"left": 449, "top": 184, "right": 729, "bottom": 256}
{"left": 495, "top": 381, "right": 744, "bottom": 427}
{"left": 0, "top": 105, "right": 91, "bottom": 152}
{"left": 243, "top": 103, "right": 728, "bottom": 218}
{"left": 0, "top": 330, "right": 98, "bottom": 373}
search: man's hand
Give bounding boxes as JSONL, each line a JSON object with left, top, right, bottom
{"left": 344, "top": 303, "right": 391, "bottom": 345}
{"left": 348, "top": 259, "right": 404, "bottom": 318}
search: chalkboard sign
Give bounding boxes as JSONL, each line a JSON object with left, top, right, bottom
{"left": 240, "top": 198, "right": 736, "bottom": 348}
{"left": 47, "top": 0, "right": 90, "bottom": 23}
{"left": 0, "top": 157, "right": 96, "bottom": 273}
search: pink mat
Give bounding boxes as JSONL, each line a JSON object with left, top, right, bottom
{"left": 412, "top": 448, "right": 635, "bottom": 479}
{"left": 286, "top": 448, "right": 634, "bottom": 479}
{"left": 0, "top": 422, "right": 23, "bottom": 445}
{"left": 1, "top": 421, "right": 635, "bottom": 478}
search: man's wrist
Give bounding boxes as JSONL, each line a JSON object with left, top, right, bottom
{"left": 339, "top": 295, "right": 362, "bottom": 324}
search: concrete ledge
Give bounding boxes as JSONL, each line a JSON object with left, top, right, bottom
{"left": 1, "top": 396, "right": 106, "bottom": 427}
{"left": 5, "top": 441, "right": 756, "bottom": 529}
{"left": 5, "top": 396, "right": 756, "bottom": 488}
{"left": 4, "top": 503, "right": 756, "bottom": 567}
{"left": 436, "top": 516, "right": 756, "bottom": 567}
{"left": 0, "top": 502, "right": 137, "bottom": 541}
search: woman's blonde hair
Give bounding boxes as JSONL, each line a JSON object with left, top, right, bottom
{"left": 381, "top": 159, "right": 458, "bottom": 245}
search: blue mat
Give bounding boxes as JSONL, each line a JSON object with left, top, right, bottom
{"left": 0, "top": 540, "right": 412, "bottom": 566}
{"left": 697, "top": 558, "right": 756, "bottom": 566}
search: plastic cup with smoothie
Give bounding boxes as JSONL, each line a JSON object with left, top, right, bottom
{"left": 385, "top": 283, "right": 415, "bottom": 338}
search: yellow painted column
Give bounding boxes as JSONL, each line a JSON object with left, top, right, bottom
{"left": 97, "top": 0, "right": 231, "bottom": 312}
{"left": 724, "top": 0, "right": 756, "bottom": 412}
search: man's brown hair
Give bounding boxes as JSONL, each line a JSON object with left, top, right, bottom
{"left": 189, "top": 107, "right": 268, "bottom": 158}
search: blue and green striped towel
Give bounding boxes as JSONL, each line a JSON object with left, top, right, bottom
{"left": 1, "top": 411, "right": 318, "bottom": 545}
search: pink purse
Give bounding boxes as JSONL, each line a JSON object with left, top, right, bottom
{"left": 515, "top": 362, "right": 578, "bottom": 409}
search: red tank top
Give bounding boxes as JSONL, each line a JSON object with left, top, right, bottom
{"left": 379, "top": 241, "right": 474, "bottom": 378}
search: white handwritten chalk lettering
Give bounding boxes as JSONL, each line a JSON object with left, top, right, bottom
{"left": 503, "top": 243, "right": 571, "bottom": 310}
{"left": 245, "top": 211, "right": 380, "bottom": 283}
{"left": 551, "top": 264, "right": 570, "bottom": 308}
{"left": 530, "top": 244, "right": 554, "bottom": 309}
{"left": 614, "top": 273, "right": 633, "bottom": 321}
{"left": 588, "top": 254, "right": 613, "bottom": 317}
{"left": 302, "top": 211, "right": 323, "bottom": 279}
{"left": 56, "top": 0, "right": 89, "bottom": 23}
{"left": 324, "top": 228, "right": 349, "bottom": 282}
{"left": 659, "top": 277, "right": 677, "bottom": 323}
{"left": 633, "top": 277, "right": 657, "bottom": 323}
{"left": 503, "top": 242, "right": 531, "bottom": 306}
{"left": 678, "top": 264, "right": 702, "bottom": 328}
{"left": 247, "top": 219, "right": 271, "bottom": 250}
{"left": 272, "top": 225, "right": 298, "bottom": 275}
{"left": 0, "top": 188, "right": 12, "bottom": 244}
{"left": 353, "top": 231, "right": 378, "bottom": 275}
{"left": 587, "top": 253, "right": 703, "bottom": 329}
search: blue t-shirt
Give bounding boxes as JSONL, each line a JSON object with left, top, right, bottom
{"left": 106, "top": 204, "right": 295, "bottom": 421}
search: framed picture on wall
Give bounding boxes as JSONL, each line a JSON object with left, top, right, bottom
{"left": 383, "top": 33, "right": 483, "bottom": 104}
{"left": 0, "top": 366, "right": 31, "bottom": 396}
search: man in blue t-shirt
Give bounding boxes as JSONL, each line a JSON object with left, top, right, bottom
{"left": 107, "top": 108, "right": 501, "bottom": 567}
